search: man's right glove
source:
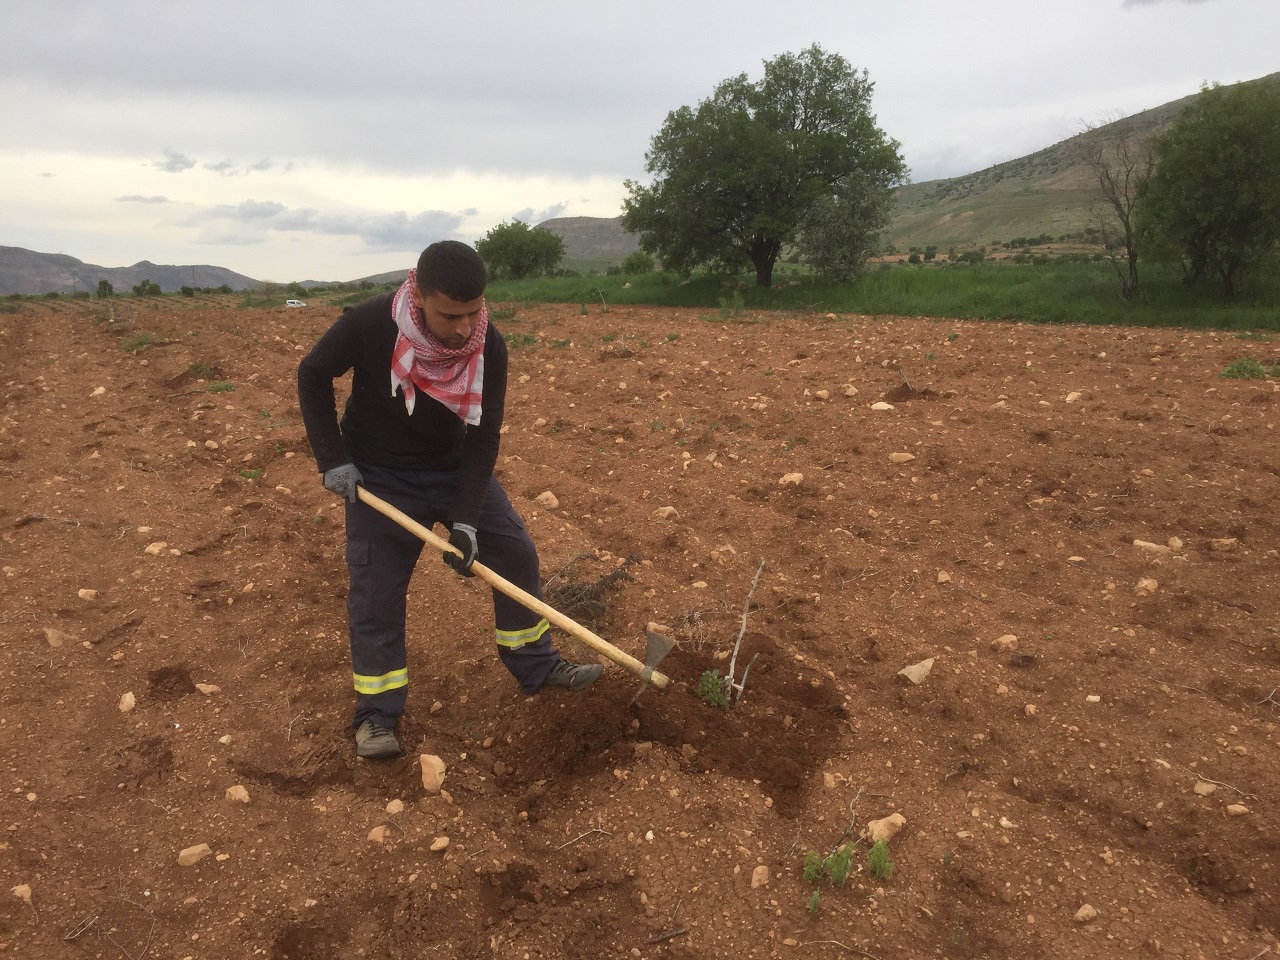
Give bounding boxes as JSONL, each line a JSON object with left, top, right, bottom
{"left": 322, "top": 463, "right": 364, "bottom": 503}
{"left": 444, "top": 522, "right": 478, "bottom": 577}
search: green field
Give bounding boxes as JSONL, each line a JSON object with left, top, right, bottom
{"left": 484, "top": 260, "right": 1280, "bottom": 334}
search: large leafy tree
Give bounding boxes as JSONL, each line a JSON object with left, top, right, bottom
{"left": 622, "top": 44, "right": 906, "bottom": 287}
{"left": 475, "top": 220, "right": 565, "bottom": 280}
{"left": 1137, "top": 80, "right": 1280, "bottom": 297}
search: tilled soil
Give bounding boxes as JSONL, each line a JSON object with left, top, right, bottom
{"left": 1, "top": 295, "right": 1278, "bottom": 959}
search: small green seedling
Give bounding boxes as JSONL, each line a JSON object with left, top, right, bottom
{"left": 800, "top": 843, "right": 856, "bottom": 915}
{"left": 1220, "top": 357, "right": 1267, "bottom": 380}
{"left": 238, "top": 468, "right": 262, "bottom": 480}
{"left": 207, "top": 380, "right": 235, "bottom": 393}
{"left": 803, "top": 844, "right": 855, "bottom": 886}
{"left": 867, "top": 839, "right": 895, "bottom": 880}
{"left": 696, "top": 670, "right": 729, "bottom": 709}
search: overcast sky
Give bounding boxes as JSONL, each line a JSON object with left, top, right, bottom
{"left": 1, "top": 0, "right": 1275, "bottom": 283}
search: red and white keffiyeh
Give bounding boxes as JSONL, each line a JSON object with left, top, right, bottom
{"left": 389, "top": 269, "right": 488, "bottom": 424}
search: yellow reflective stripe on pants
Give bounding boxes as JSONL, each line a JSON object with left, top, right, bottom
{"left": 495, "top": 618, "right": 550, "bottom": 649}
{"left": 352, "top": 668, "right": 408, "bottom": 695}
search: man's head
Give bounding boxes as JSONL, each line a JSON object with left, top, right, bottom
{"left": 415, "top": 241, "right": 487, "bottom": 302}
{"left": 412, "top": 241, "right": 488, "bottom": 350}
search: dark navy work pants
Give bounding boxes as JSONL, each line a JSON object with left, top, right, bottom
{"left": 344, "top": 464, "right": 558, "bottom": 729}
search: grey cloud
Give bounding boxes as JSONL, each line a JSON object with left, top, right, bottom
{"left": 203, "top": 158, "right": 278, "bottom": 177}
{"left": 117, "top": 195, "right": 169, "bottom": 204}
{"left": 511, "top": 202, "right": 569, "bottom": 225}
{"left": 154, "top": 149, "right": 197, "bottom": 173}
{"left": 190, "top": 199, "right": 465, "bottom": 252}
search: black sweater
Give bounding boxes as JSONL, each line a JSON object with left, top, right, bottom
{"left": 296, "top": 292, "right": 508, "bottom": 526}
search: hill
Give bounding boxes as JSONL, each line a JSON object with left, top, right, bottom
{"left": 889, "top": 71, "right": 1280, "bottom": 251}
{"left": 0, "top": 246, "right": 259, "bottom": 296}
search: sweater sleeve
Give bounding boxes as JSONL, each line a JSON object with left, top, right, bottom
{"left": 447, "top": 326, "right": 508, "bottom": 526}
{"left": 297, "top": 307, "right": 363, "bottom": 472}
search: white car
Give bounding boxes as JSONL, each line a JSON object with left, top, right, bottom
{"left": 285, "top": 299, "right": 306, "bottom": 308}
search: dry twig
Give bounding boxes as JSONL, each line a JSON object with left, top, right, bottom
{"left": 722, "top": 559, "right": 765, "bottom": 703}
{"left": 799, "top": 941, "right": 880, "bottom": 959}
{"left": 555, "top": 828, "right": 612, "bottom": 850}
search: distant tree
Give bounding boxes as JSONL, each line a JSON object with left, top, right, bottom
{"left": 621, "top": 250, "right": 655, "bottom": 274}
{"left": 1137, "top": 80, "right": 1280, "bottom": 297}
{"left": 476, "top": 220, "right": 565, "bottom": 280}
{"left": 217, "top": 284, "right": 233, "bottom": 294}
{"left": 131, "top": 279, "right": 161, "bottom": 296}
{"left": 1075, "top": 120, "right": 1157, "bottom": 299}
{"left": 794, "top": 167, "right": 901, "bottom": 282}
{"left": 180, "top": 285, "right": 196, "bottom": 297}
{"left": 907, "top": 252, "right": 921, "bottom": 265}
{"left": 96, "top": 279, "right": 113, "bottom": 298}
{"left": 622, "top": 44, "right": 907, "bottom": 287}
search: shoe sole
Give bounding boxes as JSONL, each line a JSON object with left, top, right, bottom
{"left": 356, "top": 741, "right": 401, "bottom": 759}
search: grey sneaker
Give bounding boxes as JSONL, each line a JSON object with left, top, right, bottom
{"left": 544, "top": 658, "right": 604, "bottom": 692}
{"left": 354, "top": 720, "right": 401, "bottom": 759}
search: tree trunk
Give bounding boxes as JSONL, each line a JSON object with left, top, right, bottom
{"left": 749, "top": 236, "right": 781, "bottom": 287}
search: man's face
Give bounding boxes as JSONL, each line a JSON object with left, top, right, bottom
{"left": 411, "top": 287, "right": 484, "bottom": 350}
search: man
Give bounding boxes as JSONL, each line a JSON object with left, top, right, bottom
{"left": 297, "top": 240, "right": 601, "bottom": 760}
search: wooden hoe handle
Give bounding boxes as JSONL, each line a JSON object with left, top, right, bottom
{"left": 356, "top": 487, "right": 670, "bottom": 689}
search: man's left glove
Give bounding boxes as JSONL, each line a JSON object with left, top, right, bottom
{"left": 444, "top": 522, "right": 478, "bottom": 577}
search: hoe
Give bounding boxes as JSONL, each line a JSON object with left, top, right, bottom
{"left": 356, "top": 487, "right": 673, "bottom": 701}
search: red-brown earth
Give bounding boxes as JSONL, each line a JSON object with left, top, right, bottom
{"left": 1, "top": 294, "right": 1279, "bottom": 960}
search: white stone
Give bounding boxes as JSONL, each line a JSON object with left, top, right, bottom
{"left": 195, "top": 683, "right": 220, "bottom": 695}
{"left": 78, "top": 588, "right": 98, "bottom": 601}
{"left": 866, "top": 813, "right": 906, "bottom": 843}
{"left": 43, "top": 627, "right": 70, "bottom": 648}
{"left": 386, "top": 799, "right": 405, "bottom": 815}
{"left": 897, "top": 658, "right": 934, "bottom": 685}
{"left": 144, "top": 541, "right": 168, "bottom": 556}
{"left": 367, "top": 825, "right": 389, "bottom": 843}
{"left": 778, "top": 473, "right": 803, "bottom": 486}
{"left": 225, "top": 785, "right": 250, "bottom": 804}
{"left": 1193, "top": 781, "right": 1217, "bottom": 797}
{"left": 420, "top": 754, "right": 447, "bottom": 793}
{"left": 750, "top": 865, "right": 770, "bottom": 889}
{"left": 889, "top": 452, "right": 915, "bottom": 463}
{"left": 991, "top": 634, "right": 1018, "bottom": 653}
{"left": 1074, "top": 903, "right": 1097, "bottom": 923}
{"left": 871, "top": 401, "right": 894, "bottom": 411}
{"left": 118, "top": 692, "right": 136, "bottom": 713}
{"left": 1227, "top": 804, "right": 1250, "bottom": 816}
{"left": 431, "top": 836, "right": 450, "bottom": 852}
{"left": 11, "top": 884, "right": 32, "bottom": 905}
{"left": 178, "top": 843, "right": 212, "bottom": 866}
{"left": 1133, "top": 539, "right": 1171, "bottom": 555}
{"left": 653, "top": 506, "right": 679, "bottom": 520}
{"left": 535, "top": 491, "right": 559, "bottom": 509}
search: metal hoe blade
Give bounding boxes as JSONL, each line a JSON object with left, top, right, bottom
{"left": 631, "top": 629, "right": 675, "bottom": 704}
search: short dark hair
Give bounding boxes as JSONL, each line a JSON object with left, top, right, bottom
{"left": 416, "top": 241, "right": 487, "bottom": 301}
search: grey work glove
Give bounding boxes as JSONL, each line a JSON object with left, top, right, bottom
{"left": 444, "top": 522, "right": 478, "bottom": 578}
{"left": 322, "top": 463, "right": 364, "bottom": 503}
